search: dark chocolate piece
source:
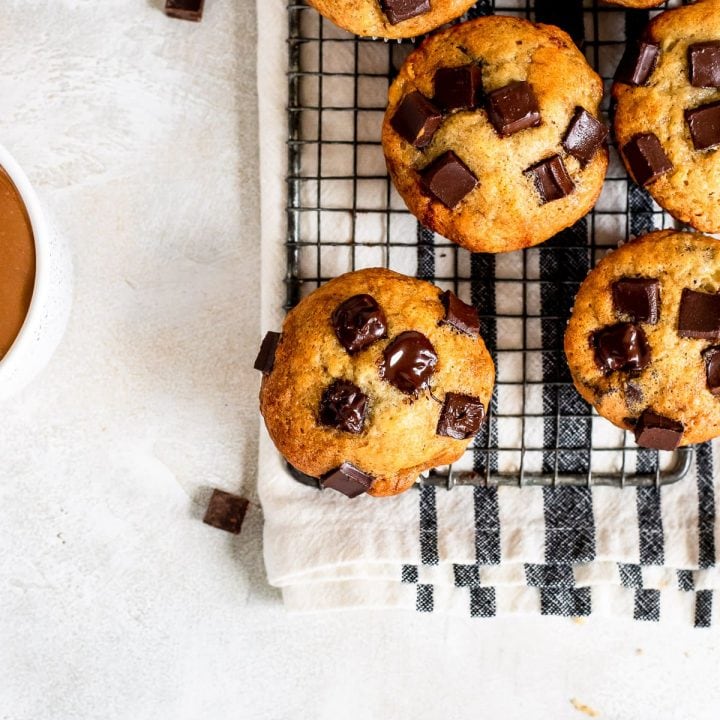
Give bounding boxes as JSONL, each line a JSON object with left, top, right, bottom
{"left": 614, "top": 40, "right": 660, "bottom": 86}
{"left": 319, "top": 380, "right": 369, "bottom": 434}
{"left": 420, "top": 151, "right": 478, "bottom": 209}
{"left": 436, "top": 392, "right": 485, "bottom": 440}
{"left": 203, "top": 489, "right": 248, "bottom": 534}
{"left": 685, "top": 100, "right": 720, "bottom": 151}
{"left": 433, "top": 64, "right": 483, "bottom": 112}
{"left": 524, "top": 155, "right": 575, "bottom": 204}
{"left": 380, "top": 330, "right": 438, "bottom": 394}
{"left": 562, "top": 107, "right": 609, "bottom": 165}
{"left": 622, "top": 133, "right": 673, "bottom": 186}
{"left": 625, "top": 381, "right": 644, "bottom": 407}
{"left": 381, "top": 0, "right": 430, "bottom": 25}
{"left": 332, "top": 294, "right": 387, "bottom": 354}
{"left": 703, "top": 346, "right": 720, "bottom": 395}
{"left": 439, "top": 290, "right": 480, "bottom": 336}
{"left": 164, "top": 0, "right": 204, "bottom": 21}
{"left": 689, "top": 41, "right": 720, "bottom": 87}
{"left": 254, "top": 331, "right": 281, "bottom": 373}
{"left": 390, "top": 92, "right": 443, "bottom": 149}
{"left": 321, "top": 462, "right": 373, "bottom": 498}
{"left": 485, "top": 81, "right": 541, "bottom": 137}
{"left": 634, "top": 409, "right": 684, "bottom": 451}
{"left": 678, "top": 288, "right": 720, "bottom": 340}
{"left": 593, "top": 323, "right": 651, "bottom": 375}
{"left": 612, "top": 277, "right": 660, "bottom": 324}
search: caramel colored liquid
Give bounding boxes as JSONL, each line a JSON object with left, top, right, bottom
{"left": 0, "top": 169, "right": 35, "bottom": 359}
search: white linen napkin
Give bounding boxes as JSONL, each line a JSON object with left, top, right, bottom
{"left": 256, "top": 0, "right": 720, "bottom": 624}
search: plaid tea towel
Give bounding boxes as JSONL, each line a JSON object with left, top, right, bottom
{"left": 256, "top": 0, "right": 719, "bottom": 624}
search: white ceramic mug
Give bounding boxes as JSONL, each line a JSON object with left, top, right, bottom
{"left": 0, "top": 144, "right": 72, "bottom": 401}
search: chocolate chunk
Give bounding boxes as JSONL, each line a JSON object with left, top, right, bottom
{"left": 436, "top": 392, "right": 485, "bottom": 440}
{"left": 203, "top": 489, "right": 248, "bottom": 534}
{"left": 562, "top": 107, "right": 609, "bottom": 165}
{"left": 485, "top": 81, "right": 541, "bottom": 137}
{"left": 439, "top": 290, "right": 480, "bottom": 336}
{"left": 380, "top": 330, "right": 437, "bottom": 394}
{"left": 703, "top": 346, "right": 720, "bottom": 395}
{"left": 612, "top": 277, "right": 660, "bottom": 324}
{"left": 390, "top": 92, "right": 443, "bottom": 149}
{"left": 678, "top": 288, "right": 720, "bottom": 340}
{"left": 634, "top": 409, "right": 684, "bottom": 451}
{"left": 685, "top": 100, "right": 720, "bottom": 151}
{"left": 319, "top": 380, "right": 369, "bottom": 434}
{"left": 625, "top": 381, "right": 644, "bottom": 407}
{"left": 332, "top": 294, "right": 387, "bottom": 354}
{"left": 254, "top": 331, "right": 281, "bottom": 373}
{"left": 321, "top": 462, "right": 373, "bottom": 498}
{"left": 433, "top": 64, "right": 483, "bottom": 112}
{"left": 524, "top": 155, "right": 575, "bottom": 204}
{"left": 381, "top": 0, "right": 430, "bottom": 25}
{"left": 614, "top": 40, "right": 660, "bottom": 86}
{"left": 164, "top": 0, "right": 204, "bottom": 21}
{"left": 420, "top": 151, "right": 478, "bottom": 209}
{"left": 593, "top": 323, "right": 651, "bottom": 375}
{"left": 689, "top": 41, "right": 720, "bottom": 87}
{"left": 622, "top": 134, "right": 673, "bottom": 186}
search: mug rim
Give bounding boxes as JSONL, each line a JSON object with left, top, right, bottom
{"left": 0, "top": 143, "right": 51, "bottom": 382}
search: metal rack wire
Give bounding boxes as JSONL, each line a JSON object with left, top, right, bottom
{"left": 286, "top": 0, "right": 694, "bottom": 488}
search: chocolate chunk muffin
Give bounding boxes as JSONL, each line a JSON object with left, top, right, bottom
{"left": 613, "top": 0, "right": 720, "bottom": 233}
{"left": 256, "top": 268, "right": 495, "bottom": 498}
{"left": 382, "top": 16, "right": 608, "bottom": 253}
{"left": 565, "top": 230, "right": 720, "bottom": 450}
{"left": 306, "top": 0, "right": 477, "bottom": 39}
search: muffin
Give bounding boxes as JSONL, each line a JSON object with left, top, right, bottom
{"left": 255, "top": 268, "right": 495, "bottom": 498}
{"left": 613, "top": 0, "right": 720, "bottom": 233}
{"left": 306, "top": 0, "right": 477, "bottom": 39}
{"left": 565, "top": 230, "right": 720, "bottom": 450}
{"left": 602, "top": 0, "right": 664, "bottom": 7}
{"left": 382, "top": 15, "right": 608, "bottom": 253}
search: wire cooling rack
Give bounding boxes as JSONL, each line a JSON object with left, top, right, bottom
{"left": 286, "top": 0, "right": 695, "bottom": 488}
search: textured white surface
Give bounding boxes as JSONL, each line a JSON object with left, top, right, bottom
{"left": 1, "top": 1, "right": 719, "bottom": 719}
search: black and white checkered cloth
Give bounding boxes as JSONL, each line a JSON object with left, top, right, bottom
{"left": 258, "top": 0, "right": 718, "bottom": 625}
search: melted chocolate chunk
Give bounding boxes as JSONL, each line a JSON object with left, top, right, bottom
{"left": 332, "top": 294, "right": 387, "bottom": 354}
{"left": 689, "top": 41, "right": 720, "bottom": 87}
{"left": 562, "top": 107, "right": 609, "bottom": 165}
{"left": 380, "top": 330, "right": 438, "bottom": 394}
{"left": 321, "top": 462, "right": 373, "bottom": 498}
{"left": 524, "top": 155, "right": 574, "bottom": 204}
{"left": 612, "top": 277, "right": 660, "bottom": 324}
{"left": 439, "top": 290, "right": 480, "bottom": 336}
{"left": 622, "top": 133, "right": 673, "bottom": 186}
{"left": 203, "top": 489, "right": 248, "bottom": 534}
{"left": 420, "top": 151, "right": 478, "bottom": 209}
{"left": 703, "top": 346, "right": 720, "bottom": 395}
{"left": 685, "top": 100, "right": 720, "bottom": 151}
{"left": 254, "top": 331, "right": 281, "bottom": 373}
{"left": 390, "top": 91, "right": 443, "bottom": 149}
{"left": 318, "top": 380, "right": 369, "bottom": 434}
{"left": 593, "top": 323, "right": 651, "bottom": 375}
{"left": 678, "top": 288, "right": 720, "bottom": 340}
{"left": 634, "top": 409, "right": 684, "bottom": 451}
{"left": 615, "top": 40, "right": 660, "bottom": 86}
{"left": 381, "top": 0, "right": 430, "bottom": 25}
{"left": 485, "top": 81, "right": 541, "bottom": 137}
{"left": 165, "top": 0, "right": 204, "bottom": 21}
{"left": 436, "top": 392, "right": 485, "bottom": 440}
{"left": 433, "top": 64, "right": 483, "bottom": 112}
